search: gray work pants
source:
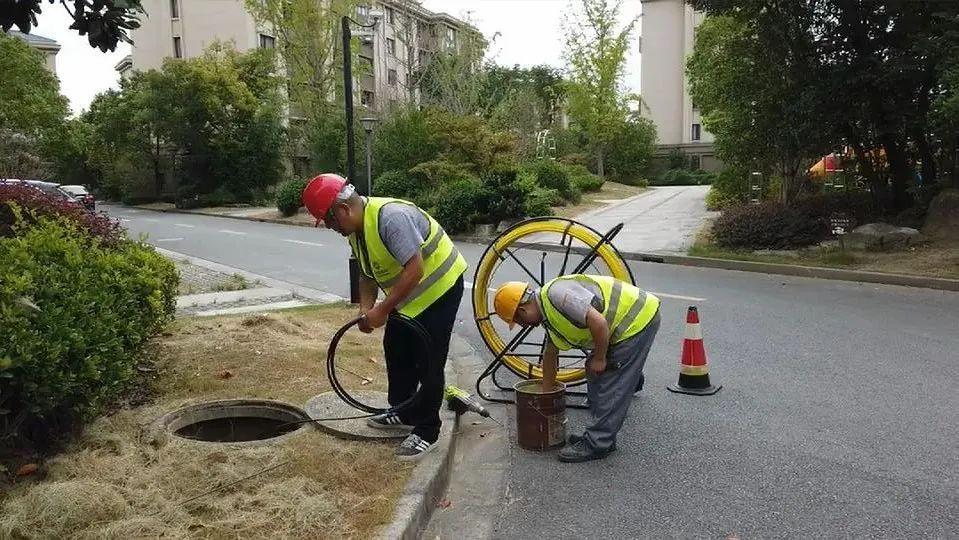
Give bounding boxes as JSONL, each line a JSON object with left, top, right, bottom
{"left": 583, "top": 311, "right": 661, "bottom": 452}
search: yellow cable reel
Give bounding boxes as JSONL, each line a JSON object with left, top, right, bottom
{"left": 471, "top": 217, "right": 634, "bottom": 386}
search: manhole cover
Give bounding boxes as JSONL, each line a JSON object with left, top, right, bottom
{"left": 151, "top": 399, "right": 312, "bottom": 446}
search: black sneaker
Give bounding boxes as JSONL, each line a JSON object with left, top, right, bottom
{"left": 558, "top": 439, "right": 614, "bottom": 463}
{"left": 366, "top": 412, "right": 413, "bottom": 431}
{"left": 567, "top": 433, "right": 617, "bottom": 452}
{"left": 395, "top": 434, "right": 436, "bottom": 461}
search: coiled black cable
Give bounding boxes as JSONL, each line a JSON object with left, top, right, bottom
{"left": 327, "top": 313, "right": 434, "bottom": 415}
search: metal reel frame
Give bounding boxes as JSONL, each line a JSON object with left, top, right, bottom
{"left": 470, "top": 217, "right": 634, "bottom": 408}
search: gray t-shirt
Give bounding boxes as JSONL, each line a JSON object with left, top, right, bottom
{"left": 355, "top": 199, "right": 431, "bottom": 278}
{"left": 536, "top": 279, "right": 604, "bottom": 327}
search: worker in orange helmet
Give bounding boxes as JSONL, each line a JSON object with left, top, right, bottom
{"left": 302, "top": 174, "right": 467, "bottom": 461}
{"left": 492, "top": 276, "right": 660, "bottom": 463}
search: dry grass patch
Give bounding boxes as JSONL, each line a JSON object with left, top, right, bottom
{"left": 553, "top": 181, "right": 648, "bottom": 218}
{"left": 0, "top": 304, "right": 412, "bottom": 539}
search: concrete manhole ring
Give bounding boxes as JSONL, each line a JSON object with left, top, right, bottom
{"left": 149, "top": 399, "right": 313, "bottom": 447}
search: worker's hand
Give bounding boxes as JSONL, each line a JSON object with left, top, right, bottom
{"left": 362, "top": 304, "right": 389, "bottom": 332}
{"left": 586, "top": 355, "right": 607, "bottom": 376}
{"left": 357, "top": 313, "right": 373, "bottom": 334}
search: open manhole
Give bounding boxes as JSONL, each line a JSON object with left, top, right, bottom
{"left": 151, "top": 399, "right": 312, "bottom": 445}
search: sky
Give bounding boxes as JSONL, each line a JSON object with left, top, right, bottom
{"left": 31, "top": 0, "right": 644, "bottom": 116}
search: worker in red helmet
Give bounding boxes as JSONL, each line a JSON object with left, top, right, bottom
{"left": 302, "top": 173, "right": 467, "bottom": 460}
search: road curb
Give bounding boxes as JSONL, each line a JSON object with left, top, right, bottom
{"left": 374, "top": 334, "right": 471, "bottom": 540}
{"left": 130, "top": 204, "right": 321, "bottom": 228}
{"left": 493, "top": 241, "right": 959, "bottom": 292}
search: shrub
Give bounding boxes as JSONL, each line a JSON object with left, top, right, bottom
{"left": 705, "top": 186, "right": 742, "bottom": 211}
{"left": 479, "top": 166, "right": 528, "bottom": 223}
{"left": 432, "top": 177, "right": 484, "bottom": 234}
{"left": 558, "top": 153, "right": 590, "bottom": 167}
{"left": 652, "top": 168, "right": 716, "bottom": 186}
{"left": 373, "top": 107, "right": 440, "bottom": 178}
{"left": 571, "top": 172, "right": 605, "bottom": 193}
{"left": 374, "top": 170, "right": 426, "bottom": 202}
{"left": 0, "top": 183, "right": 122, "bottom": 245}
{"left": 710, "top": 192, "right": 877, "bottom": 249}
{"left": 0, "top": 214, "right": 177, "bottom": 445}
{"left": 530, "top": 160, "right": 574, "bottom": 200}
{"left": 275, "top": 178, "right": 309, "bottom": 216}
{"left": 708, "top": 167, "right": 751, "bottom": 208}
{"left": 606, "top": 118, "right": 656, "bottom": 183}
{"left": 525, "top": 188, "right": 556, "bottom": 217}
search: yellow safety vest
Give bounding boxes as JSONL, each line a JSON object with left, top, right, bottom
{"left": 539, "top": 275, "right": 660, "bottom": 351}
{"left": 348, "top": 197, "right": 467, "bottom": 318}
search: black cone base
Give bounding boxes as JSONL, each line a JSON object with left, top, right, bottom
{"left": 668, "top": 373, "right": 721, "bottom": 396}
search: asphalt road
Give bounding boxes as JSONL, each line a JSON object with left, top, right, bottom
{"left": 107, "top": 205, "right": 959, "bottom": 538}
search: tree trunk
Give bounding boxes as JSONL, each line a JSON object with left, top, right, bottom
{"left": 153, "top": 135, "right": 164, "bottom": 196}
{"left": 913, "top": 129, "right": 937, "bottom": 186}
{"left": 596, "top": 146, "right": 605, "bottom": 178}
{"left": 848, "top": 136, "right": 888, "bottom": 213}
{"left": 881, "top": 135, "right": 913, "bottom": 212}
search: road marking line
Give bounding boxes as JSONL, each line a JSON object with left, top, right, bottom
{"left": 650, "top": 291, "right": 707, "bottom": 302}
{"left": 142, "top": 218, "right": 159, "bottom": 223}
{"left": 155, "top": 237, "right": 184, "bottom": 242}
{"left": 174, "top": 223, "right": 195, "bottom": 229}
{"left": 120, "top": 218, "right": 132, "bottom": 222}
{"left": 283, "top": 239, "right": 324, "bottom": 247}
{"left": 219, "top": 229, "right": 247, "bottom": 236}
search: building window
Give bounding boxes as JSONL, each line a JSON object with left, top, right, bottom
{"left": 388, "top": 69, "right": 398, "bottom": 86}
{"left": 259, "top": 34, "right": 275, "bottom": 49}
{"left": 690, "top": 155, "right": 702, "bottom": 171}
{"left": 386, "top": 37, "right": 396, "bottom": 56}
{"left": 419, "top": 50, "right": 429, "bottom": 66}
{"left": 170, "top": 0, "right": 179, "bottom": 18}
{"left": 172, "top": 36, "right": 182, "bottom": 58}
{"left": 407, "top": 46, "right": 414, "bottom": 64}
{"left": 386, "top": 7, "right": 395, "bottom": 24}
{"left": 691, "top": 123, "right": 701, "bottom": 141}
{"left": 361, "top": 90, "right": 374, "bottom": 107}
{"left": 357, "top": 4, "right": 370, "bottom": 19}
{"left": 446, "top": 27, "right": 456, "bottom": 47}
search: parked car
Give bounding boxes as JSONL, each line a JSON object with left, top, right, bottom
{"left": 59, "top": 184, "right": 95, "bottom": 211}
{"left": 1, "top": 179, "right": 88, "bottom": 209}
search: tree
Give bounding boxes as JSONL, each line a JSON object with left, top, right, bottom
{"left": 81, "top": 44, "right": 285, "bottom": 201}
{"left": 563, "top": 0, "right": 636, "bottom": 178}
{"left": 1, "top": 0, "right": 143, "bottom": 52}
{"left": 418, "top": 35, "right": 488, "bottom": 116}
{"left": 245, "top": 0, "right": 357, "bottom": 171}
{"left": 688, "top": 0, "right": 959, "bottom": 212}
{"left": 606, "top": 114, "right": 657, "bottom": 183}
{"left": 687, "top": 14, "right": 829, "bottom": 203}
{"left": 483, "top": 65, "right": 567, "bottom": 129}
{"left": 0, "top": 129, "right": 49, "bottom": 179}
{"left": 0, "top": 33, "right": 68, "bottom": 138}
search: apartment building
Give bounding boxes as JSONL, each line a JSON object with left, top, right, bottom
{"left": 639, "top": 0, "right": 721, "bottom": 172}
{"left": 116, "top": 0, "right": 480, "bottom": 112}
{"left": 8, "top": 30, "right": 61, "bottom": 75}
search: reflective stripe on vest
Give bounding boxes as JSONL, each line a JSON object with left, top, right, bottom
{"left": 539, "top": 275, "right": 660, "bottom": 350}
{"left": 348, "top": 197, "right": 467, "bottom": 317}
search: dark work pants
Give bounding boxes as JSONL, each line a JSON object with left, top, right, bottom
{"left": 383, "top": 276, "right": 464, "bottom": 443}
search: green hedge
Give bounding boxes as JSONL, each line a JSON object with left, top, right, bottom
{"left": 652, "top": 168, "right": 716, "bottom": 186}
{"left": 711, "top": 193, "right": 876, "bottom": 249}
{"left": 0, "top": 215, "right": 178, "bottom": 443}
{"left": 275, "top": 178, "right": 309, "bottom": 217}
{"left": 432, "top": 178, "right": 484, "bottom": 234}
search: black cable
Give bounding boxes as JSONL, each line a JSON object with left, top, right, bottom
{"left": 326, "top": 313, "right": 433, "bottom": 415}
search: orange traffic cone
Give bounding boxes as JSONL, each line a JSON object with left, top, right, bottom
{"left": 668, "top": 306, "right": 721, "bottom": 396}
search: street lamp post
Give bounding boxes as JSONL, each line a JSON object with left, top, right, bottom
{"left": 342, "top": 11, "right": 381, "bottom": 304}
{"left": 361, "top": 116, "right": 378, "bottom": 196}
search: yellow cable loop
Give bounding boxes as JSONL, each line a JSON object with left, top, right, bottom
{"left": 472, "top": 219, "right": 632, "bottom": 384}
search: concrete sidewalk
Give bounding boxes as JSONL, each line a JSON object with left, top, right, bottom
{"left": 574, "top": 185, "right": 713, "bottom": 253}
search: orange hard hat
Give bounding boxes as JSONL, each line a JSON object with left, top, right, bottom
{"left": 302, "top": 173, "right": 348, "bottom": 220}
{"left": 493, "top": 281, "right": 530, "bottom": 329}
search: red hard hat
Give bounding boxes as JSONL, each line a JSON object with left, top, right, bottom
{"left": 302, "top": 173, "right": 347, "bottom": 220}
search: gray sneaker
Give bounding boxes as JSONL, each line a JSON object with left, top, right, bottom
{"left": 366, "top": 412, "right": 413, "bottom": 431}
{"left": 395, "top": 434, "right": 436, "bottom": 461}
